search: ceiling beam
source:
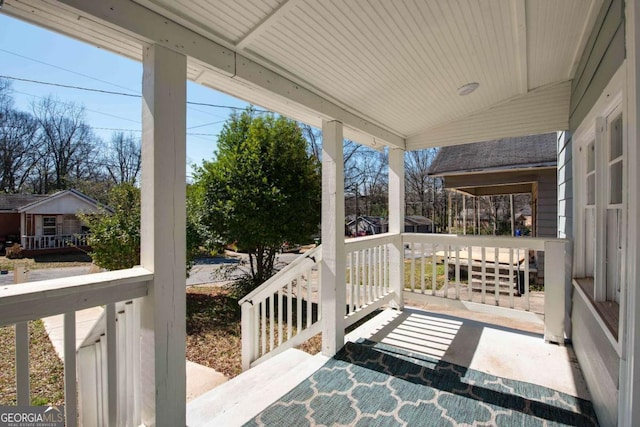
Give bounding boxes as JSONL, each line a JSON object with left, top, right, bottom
{"left": 406, "top": 81, "right": 570, "bottom": 150}
{"left": 512, "top": 0, "right": 528, "bottom": 93}
{"left": 53, "top": 0, "right": 406, "bottom": 149}
{"left": 236, "top": 0, "right": 300, "bottom": 51}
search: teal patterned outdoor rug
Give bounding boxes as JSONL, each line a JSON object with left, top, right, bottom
{"left": 244, "top": 339, "right": 598, "bottom": 426}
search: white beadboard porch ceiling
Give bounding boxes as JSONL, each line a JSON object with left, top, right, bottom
{"left": 3, "top": 0, "right": 602, "bottom": 150}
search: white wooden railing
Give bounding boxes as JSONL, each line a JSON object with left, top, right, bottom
{"left": 241, "top": 235, "right": 396, "bottom": 370}
{"left": 344, "top": 234, "right": 396, "bottom": 327}
{"left": 240, "top": 246, "right": 322, "bottom": 370}
{"left": 402, "top": 233, "right": 569, "bottom": 343}
{"left": 0, "top": 267, "right": 152, "bottom": 427}
{"left": 21, "top": 234, "right": 89, "bottom": 250}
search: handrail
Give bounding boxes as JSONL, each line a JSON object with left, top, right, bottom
{"left": 403, "top": 233, "right": 568, "bottom": 251}
{"left": 239, "top": 245, "right": 321, "bottom": 305}
{"left": 345, "top": 233, "right": 398, "bottom": 252}
{"left": 0, "top": 267, "right": 152, "bottom": 326}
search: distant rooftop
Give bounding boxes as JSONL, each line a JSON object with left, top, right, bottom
{"left": 428, "top": 133, "right": 557, "bottom": 176}
{"left": 0, "top": 194, "right": 48, "bottom": 212}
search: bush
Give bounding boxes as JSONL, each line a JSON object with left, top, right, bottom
{"left": 5, "top": 243, "right": 24, "bottom": 259}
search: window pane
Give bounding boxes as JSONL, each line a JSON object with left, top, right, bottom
{"left": 587, "top": 141, "right": 595, "bottom": 172}
{"left": 610, "top": 160, "right": 623, "bottom": 204}
{"left": 587, "top": 173, "right": 595, "bottom": 205}
{"left": 43, "top": 217, "right": 56, "bottom": 226}
{"left": 610, "top": 114, "right": 623, "bottom": 160}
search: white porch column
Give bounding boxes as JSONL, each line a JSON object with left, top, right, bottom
{"left": 321, "top": 120, "right": 346, "bottom": 356}
{"left": 621, "top": 0, "right": 640, "bottom": 424}
{"left": 139, "top": 44, "right": 187, "bottom": 427}
{"left": 388, "top": 148, "right": 405, "bottom": 309}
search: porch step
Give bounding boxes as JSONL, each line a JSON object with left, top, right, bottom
{"left": 186, "top": 348, "right": 329, "bottom": 427}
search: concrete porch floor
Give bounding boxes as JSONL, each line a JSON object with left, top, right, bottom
{"left": 188, "top": 304, "right": 592, "bottom": 426}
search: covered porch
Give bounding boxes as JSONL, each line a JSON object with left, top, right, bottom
{"left": 1, "top": 0, "right": 640, "bottom": 426}
{"left": 188, "top": 304, "right": 593, "bottom": 426}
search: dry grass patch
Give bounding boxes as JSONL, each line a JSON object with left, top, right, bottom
{"left": 0, "top": 252, "right": 93, "bottom": 271}
{"left": 0, "top": 320, "right": 64, "bottom": 406}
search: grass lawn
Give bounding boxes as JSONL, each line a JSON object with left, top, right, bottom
{"left": 404, "top": 260, "right": 449, "bottom": 290}
{"left": 0, "top": 252, "right": 93, "bottom": 271}
{"left": 0, "top": 320, "right": 64, "bottom": 406}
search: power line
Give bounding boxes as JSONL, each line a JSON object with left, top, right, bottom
{"left": 0, "top": 49, "right": 243, "bottom": 119}
{"left": 1, "top": 74, "right": 269, "bottom": 112}
{"left": 0, "top": 48, "right": 139, "bottom": 94}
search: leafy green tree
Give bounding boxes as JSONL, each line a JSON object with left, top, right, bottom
{"left": 82, "top": 182, "right": 201, "bottom": 274}
{"left": 80, "top": 182, "right": 140, "bottom": 271}
{"left": 191, "top": 109, "right": 321, "bottom": 291}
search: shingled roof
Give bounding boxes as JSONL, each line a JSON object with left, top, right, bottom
{"left": 427, "top": 133, "right": 557, "bottom": 176}
{"left": 0, "top": 194, "right": 48, "bottom": 212}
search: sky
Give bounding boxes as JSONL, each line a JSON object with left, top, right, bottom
{"left": 0, "top": 13, "right": 252, "bottom": 172}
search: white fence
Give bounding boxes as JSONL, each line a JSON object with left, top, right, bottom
{"left": 0, "top": 268, "right": 152, "bottom": 427}
{"left": 21, "top": 234, "right": 89, "bottom": 250}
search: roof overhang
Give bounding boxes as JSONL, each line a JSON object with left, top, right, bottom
{"left": 1, "top": 0, "right": 602, "bottom": 150}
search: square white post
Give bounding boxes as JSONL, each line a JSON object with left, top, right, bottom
{"left": 388, "top": 147, "right": 405, "bottom": 309}
{"left": 321, "top": 120, "right": 346, "bottom": 356}
{"left": 140, "top": 44, "right": 187, "bottom": 427}
{"left": 543, "top": 240, "right": 566, "bottom": 344}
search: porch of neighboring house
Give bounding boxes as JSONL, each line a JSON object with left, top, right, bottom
{"left": 2, "top": 0, "right": 640, "bottom": 426}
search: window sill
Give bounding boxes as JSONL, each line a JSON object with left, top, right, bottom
{"left": 574, "top": 278, "right": 619, "bottom": 340}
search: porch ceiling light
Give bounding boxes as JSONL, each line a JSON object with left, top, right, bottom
{"left": 457, "top": 82, "right": 479, "bottom": 96}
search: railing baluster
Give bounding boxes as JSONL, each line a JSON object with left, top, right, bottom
{"left": 509, "top": 249, "right": 515, "bottom": 308}
{"left": 383, "top": 243, "right": 389, "bottom": 292}
{"left": 431, "top": 244, "right": 437, "bottom": 296}
{"left": 354, "top": 251, "right": 359, "bottom": 310}
{"left": 481, "top": 247, "right": 486, "bottom": 304}
{"left": 278, "top": 288, "right": 283, "bottom": 346}
{"left": 296, "top": 275, "right": 303, "bottom": 331}
{"left": 494, "top": 247, "right": 500, "bottom": 305}
{"left": 367, "top": 248, "right": 373, "bottom": 303}
{"left": 252, "top": 304, "right": 259, "bottom": 362}
{"left": 525, "top": 250, "right": 530, "bottom": 311}
{"left": 410, "top": 242, "right": 416, "bottom": 292}
{"left": 15, "top": 321, "right": 29, "bottom": 406}
{"left": 420, "top": 242, "right": 425, "bottom": 294}
{"left": 63, "top": 313, "right": 78, "bottom": 426}
{"left": 105, "top": 304, "right": 117, "bottom": 427}
{"left": 455, "top": 246, "right": 460, "bottom": 300}
{"left": 443, "top": 245, "right": 449, "bottom": 298}
{"left": 468, "top": 246, "right": 473, "bottom": 301}
{"left": 287, "top": 281, "right": 292, "bottom": 340}
{"left": 306, "top": 268, "right": 312, "bottom": 328}
{"left": 348, "top": 252, "right": 354, "bottom": 314}
{"left": 269, "top": 294, "right": 275, "bottom": 351}
{"left": 377, "top": 245, "right": 383, "bottom": 298}
{"left": 260, "top": 300, "right": 266, "bottom": 355}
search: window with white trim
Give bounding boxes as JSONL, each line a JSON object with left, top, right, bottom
{"left": 575, "top": 97, "right": 625, "bottom": 340}
{"left": 42, "top": 216, "right": 57, "bottom": 236}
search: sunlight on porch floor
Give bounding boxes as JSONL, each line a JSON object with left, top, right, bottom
{"left": 188, "top": 305, "right": 591, "bottom": 426}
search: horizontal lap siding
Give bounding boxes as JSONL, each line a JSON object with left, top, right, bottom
{"left": 570, "top": 0, "right": 625, "bottom": 131}
{"left": 536, "top": 169, "right": 557, "bottom": 283}
{"left": 568, "top": 0, "right": 624, "bottom": 424}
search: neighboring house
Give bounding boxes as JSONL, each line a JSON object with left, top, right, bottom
{"left": 0, "top": 189, "right": 103, "bottom": 254}
{"left": 428, "top": 133, "right": 558, "bottom": 283}
{"left": 427, "top": 133, "right": 557, "bottom": 238}
{"left": 345, "top": 216, "right": 388, "bottom": 236}
{"left": 404, "top": 215, "right": 433, "bottom": 233}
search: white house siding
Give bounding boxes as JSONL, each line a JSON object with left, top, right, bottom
{"left": 568, "top": 0, "right": 624, "bottom": 425}
{"left": 557, "top": 131, "right": 574, "bottom": 339}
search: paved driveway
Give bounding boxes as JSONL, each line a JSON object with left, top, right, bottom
{"left": 0, "top": 266, "right": 92, "bottom": 286}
